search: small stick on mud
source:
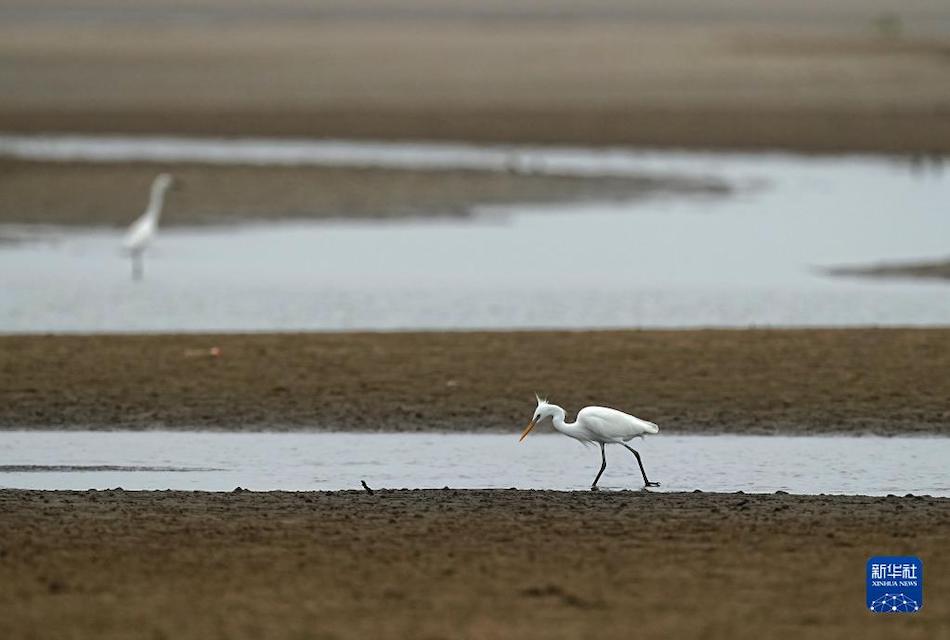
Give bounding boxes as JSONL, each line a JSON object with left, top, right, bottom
{"left": 360, "top": 480, "right": 374, "bottom": 495}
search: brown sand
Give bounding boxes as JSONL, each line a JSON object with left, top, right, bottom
{"left": 2, "top": 329, "right": 948, "bottom": 434}
{"left": 0, "top": 489, "right": 946, "bottom": 639}
{"left": 0, "top": 160, "right": 726, "bottom": 227}
{"left": 2, "top": 0, "right": 950, "bottom": 153}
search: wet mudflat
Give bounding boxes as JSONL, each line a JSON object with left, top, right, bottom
{"left": 3, "top": 0, "right": 950, "bottom": 153}
{"left": 2, "top": 329, "right": 948, "bottom": 434}
{"left": 0, "top": 489, "right": 946, "bottom": 639}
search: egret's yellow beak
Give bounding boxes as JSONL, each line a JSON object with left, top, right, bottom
{"left": 519, "top": 418, "right": 537, "bottom": 442}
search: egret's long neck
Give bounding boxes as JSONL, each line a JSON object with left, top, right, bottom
{"left": 146, "top": 182, "right": 169, "bottom": 221}
{"left": 549, "top": 405, "right": 577, "bottom": 435}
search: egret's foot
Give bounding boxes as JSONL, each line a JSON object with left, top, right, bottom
{"left": 645, "top": 481, "right": 660, "bottom": 487}
{"left": 590, "top": 485, "right": 600, "bottom": 492}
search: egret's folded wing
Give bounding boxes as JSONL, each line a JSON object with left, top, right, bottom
{"left": 578, "top": 406, "right": 659, "bottom": 440}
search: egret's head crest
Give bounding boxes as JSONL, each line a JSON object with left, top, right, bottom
{"left": 534, "top": 393, "right": 548, "bottom": 407}
{"left": 153, "top": 173, "right": 174, "bottom": 191}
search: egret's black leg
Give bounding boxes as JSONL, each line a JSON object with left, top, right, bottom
{"left": 621, "top": 443, "right": 660, "bottom": 487}
{"left": 131, "top": 252, "right": 144, "bottom": 281}
{"left": 591, "top": 443, "right": 607, "bottom": 491}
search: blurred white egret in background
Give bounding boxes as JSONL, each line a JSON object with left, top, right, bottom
{"left": 520, "top": 395, "right": 661, "bottom": 489}
{"left": 122, "top": 173, "right": 173, "bottom": 280}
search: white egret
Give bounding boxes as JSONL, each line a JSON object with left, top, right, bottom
{"left": 122, "top": 173, "right": 173, "bottom": 280}
{"left": 519, "top": 395, "right": 660, "bottom": 490}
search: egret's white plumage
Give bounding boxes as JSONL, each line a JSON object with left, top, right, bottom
{"left": 519, "top": 395, "right": 660, "bottom": 489}
{"left": 123, "top": 173, "right": 173, "bottom": 279}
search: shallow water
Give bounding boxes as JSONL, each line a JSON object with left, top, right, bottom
{"left": 1, "top": 137, "right": 948, "bottom": 332}
{"left": 0, "top": 432, "right": 946, "bottom": 495}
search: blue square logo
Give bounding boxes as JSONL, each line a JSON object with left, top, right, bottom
{"left": 867, "top": 556, "right": 923, "bottom": 613}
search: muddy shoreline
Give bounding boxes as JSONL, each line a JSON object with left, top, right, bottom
{"left": 827, "top": 257, "right": 950, "bottom": 282}
{"left": 0, "top": 159, "right": 726, "bottom": 227}
{"left": 0, "top": 489, "right": 946, "bottom": 639}
{"left": 2, "top": 329, "right": 948, "bottom": 434}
